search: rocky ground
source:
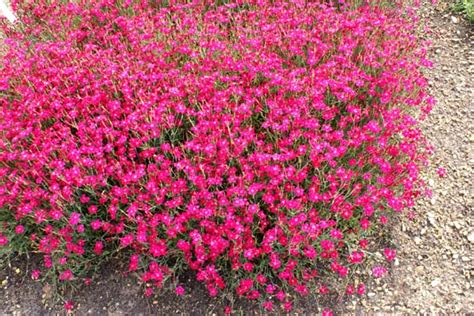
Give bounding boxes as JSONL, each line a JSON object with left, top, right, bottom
{"left": 0, "top": 1, "right": 473, "bottom": 315}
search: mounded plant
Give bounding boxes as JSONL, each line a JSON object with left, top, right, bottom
{"left": 0, "top": 0, "right": 433, "bottom": 313}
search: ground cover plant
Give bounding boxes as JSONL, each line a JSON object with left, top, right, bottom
{"left": 0, "top": 0, "right": 433, "bottom": 313}
{"left": 453, "top": 0, "right": 474, "bottom": 23}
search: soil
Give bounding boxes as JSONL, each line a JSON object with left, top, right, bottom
{"left": 1, "top": 0, "right": 473, "bottom": 315}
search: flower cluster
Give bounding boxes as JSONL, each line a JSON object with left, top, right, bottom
{"left": 0, "top": 0, "right": 432, "bottom": 313}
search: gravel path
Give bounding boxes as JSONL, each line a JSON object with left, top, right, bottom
{"left": 0, "top": 1, "right": 473, "bottom": 315}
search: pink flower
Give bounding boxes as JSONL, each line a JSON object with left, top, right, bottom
{"left": 360, "top": 218, "right": 371, "bottom": 230}
{"left": 0, "top": 235, "right": 8, "bottom": 246}
{"left": 357, "top": 283, "right": 366, "bottom": 295}
{"left": 15, "top": 225, "right": 25, "bottom": 234}
{"left": 175, "top": 285, "right": 185, "bottom": 296}
{"left": 59, "top": 269, "right": 73, "bottom": 281}
{"left": 90, "top": 220, "right": 102, "bottom": 231}
{"left": 349, "top": 251, "right": 364, "bottom": 264}
{"left": 76, "top": 224, "right": 85, "bottom": 233}
{"left": 330, "top": 229, "right": 343, "bottom": 239}
{"left": 437, "top": 167, "right": 447, "bottom": 178}
{"left": 265, "top": 284, "right": 276, "bottom": 294}
{"left": 304, "top": 246, "right": 317, "bottom": 259}
{"left": 384, "top": 248, "right": 397, "bottom": 262}
{"left": 262, "top": 301, "right": 273, "bottom": 311}
{"left": 346, "top": 285, "right": 354, "bottom": 295}
{"left": 236, "top": 279, "right": 253, "bottom": 296}
{"left": 0, "top": 78, "right": 9, "bottom": 91}
{"left": 120, "top": 234, "right": 134, "bottom": 247}
{"left": 322, "top": 308, "right": 333, "bottom": 316}
{"left": 144, "top": 287, "right": 153, "bottom": 297}
{"left": 320, "top": 240, "right": 334, "bottom": 251}
{"left": 129, "top": 254, "right": 139, "bottom": 271}
{"left": 224, "top": 306, "right": 232, "bottom": 315}
{"left": 256, "top": 274, "right": 267, "bottom": 284}
{"left": 243, "top": 262, "right": 253, "bottom": 272}
{"left": 372, "top": 266, "right": 388, "bottom": 278}
{"left": 68, "top": 212, "right": 81, "bottom": 226}
{"left": 93, "top": 241, "right": 103, "bottom": 255}
{"left": 276, "top": 290, "right": 286, "bottom": 301}
{"left": 64, "top": 301, "right": 74, "bottom": 312}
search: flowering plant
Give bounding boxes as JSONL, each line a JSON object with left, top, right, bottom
{"left": 0, "top": 0, "right": 432, "bottom": 312}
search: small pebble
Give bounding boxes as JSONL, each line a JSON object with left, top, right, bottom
{"left": 467, "top": 231, "right": 474, "bottom": 243}
{"left": 431, "top": 279, "right": 441, "bottom": 287}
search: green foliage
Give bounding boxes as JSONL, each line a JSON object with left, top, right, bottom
{"left": 453, "top": 0, "right": 474, "bottom": 23}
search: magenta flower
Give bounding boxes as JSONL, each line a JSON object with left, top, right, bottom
{"left": 372, "top": 266, "right": 388, "bottom": 278}
{"left": 59, "top": 269, "right": 73, "bottom": 281}
{"left": 0, "top": 235, "right": 8, "bottom": 246}
{"left": 175, "top": 285, "right": 185, "bottom": 296}
{"left": 68, "top": 212, "right": 81, "bottom": 226}
{"left": 384, "top": 248, "right": 397, "bottom": 262}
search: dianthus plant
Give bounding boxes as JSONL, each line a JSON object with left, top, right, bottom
{"left": 0, "top": 0, "right": 432, "bottom": 312}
